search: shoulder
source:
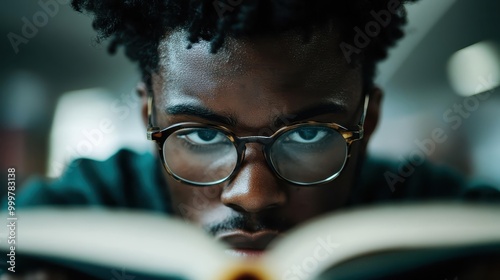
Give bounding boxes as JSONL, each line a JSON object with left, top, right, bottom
{"left": 59, "top": 149, "right": 155, "bottom": 189}
{"left": 349, "top": 155, "right": 500, "bottom": 205}
{"left": 16, "top": 149, "right": 171, "bottom": 212}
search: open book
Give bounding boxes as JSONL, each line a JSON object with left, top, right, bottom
{"left": 1, "top": 203, "right": 500, "bottom": 279}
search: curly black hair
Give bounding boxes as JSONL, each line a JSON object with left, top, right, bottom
{"left": 72, "top": 0, "right": 418, "bottom": 88}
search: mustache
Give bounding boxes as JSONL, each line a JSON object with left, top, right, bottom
{"left": 205, "top": 214, "right": 293, "bottom": 236}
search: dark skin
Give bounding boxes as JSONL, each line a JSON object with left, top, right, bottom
{"left": 141, "top": 27, "right": 382, "bottom": 257}
{"left": 2, "top": 26, "right": 382, "bottom": 279}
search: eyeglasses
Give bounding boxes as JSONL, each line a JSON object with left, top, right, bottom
{"left": 147, "top": 95, "right": 369, "bottom": 186}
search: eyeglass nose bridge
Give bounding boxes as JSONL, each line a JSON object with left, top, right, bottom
{"left": 232, "top": 135, "right": 275, "bottom": 165}
{"left": 234, "top": 135, "right": 274, "bottom": 153}
{"left": 238, "top": 135, "right": 274, "bottom": 144}
{"left": 228, "top": 135, "right": 280, "bottom": 184}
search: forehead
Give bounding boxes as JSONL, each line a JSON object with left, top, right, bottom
{"left": 153, "top": 28, "right": 363, "bottom": 128}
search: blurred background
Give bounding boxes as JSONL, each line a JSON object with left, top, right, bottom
{"left": 1, "top": 0, "right": 499, "bottom": 188}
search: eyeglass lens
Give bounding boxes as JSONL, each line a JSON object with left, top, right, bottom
{"left": 162, "top": 126, "right": 348, "bottom": 185}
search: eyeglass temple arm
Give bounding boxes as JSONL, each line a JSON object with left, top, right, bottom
{"left": 358, "top": 94, "right": 370, "bottom": 127}
{"left": 147, "top": 96, "right": 160, "bottom": 140}
{"left": 346, "top": 94, "right": 370, "bottom": 143}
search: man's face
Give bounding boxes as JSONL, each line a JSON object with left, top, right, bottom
{"left": 147, "top": 28, "right": 379, "bottom": 257}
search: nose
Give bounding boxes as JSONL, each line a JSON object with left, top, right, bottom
{"left": 221, "top": 144, "right": 287, "bottom": 213}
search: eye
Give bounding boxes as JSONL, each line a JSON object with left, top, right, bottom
{"left": 288, "top": 127, "right": 328, "bottom": 144}
{"left": 180, "top": 129, "right": 228, "bottom": 145}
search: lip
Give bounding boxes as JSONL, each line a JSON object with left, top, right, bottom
{"left": 217, "top": 230, "right": 280, "bottom": 258}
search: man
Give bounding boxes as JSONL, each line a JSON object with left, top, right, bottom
{"left": 5, "top": 0, "right": 499, "bottom": 278}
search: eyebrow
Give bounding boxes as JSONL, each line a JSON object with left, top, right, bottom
{"left": 166, "top": 104, "right": 237, "bottom": 126}
{"left": 289, "top": 103, "right": 347, "bottom": 123}
{"left": 165, "top": 102, "right": 347, "bottom": 128}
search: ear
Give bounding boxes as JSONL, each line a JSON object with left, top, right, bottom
{"left": 137, "top": 82, "right": 149, "bottom": 128}
{"left": 362, "top": 86, "right": 383, "bottom": 147}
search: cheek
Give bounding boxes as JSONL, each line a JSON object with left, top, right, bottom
{"left": 286, "top": 178, "right": 351, "bottom": 220}
{"left": 285, "top": 144, "right": 362, "bottom": 221}
{"left": 165, "top": 176, "right": 223, "bottom": 225}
